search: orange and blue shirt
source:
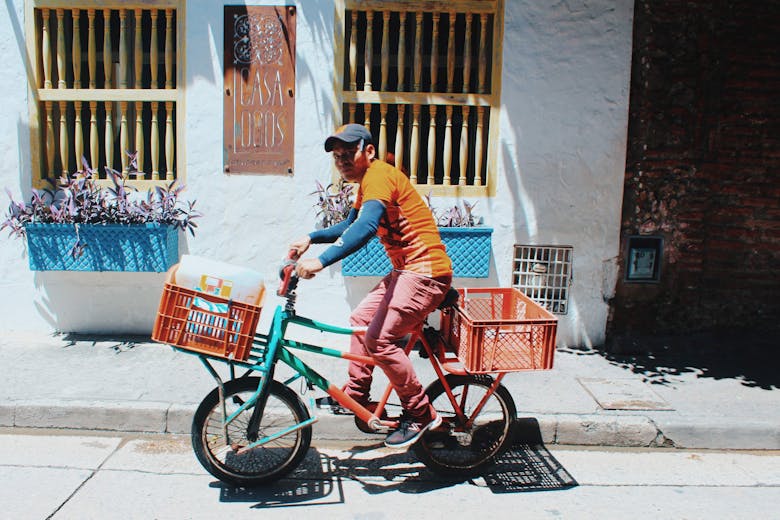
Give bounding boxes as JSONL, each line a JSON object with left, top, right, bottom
{"left": 310, "top": 160, "right": 452, "bottom": 278}
{"left": 354, "top": 161, "right": 452, "bottom": 278}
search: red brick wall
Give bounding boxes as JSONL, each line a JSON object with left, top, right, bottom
{"left": 607, "top": 0, "right": 780, "bottom": 344}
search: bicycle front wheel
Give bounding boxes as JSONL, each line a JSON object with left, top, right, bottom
{"left": 191, "top": 377, "right": 312, "bottom": 486}
{"left": 413, "top": 374, "right": 517, "bottom": 477}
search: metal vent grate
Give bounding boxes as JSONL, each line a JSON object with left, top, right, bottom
{"left": 512, "top": 245, "right": 573, "bottom": 314}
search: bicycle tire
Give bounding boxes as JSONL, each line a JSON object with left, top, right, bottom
{"left": 191, "top": 377, "right": 312, "bottom": 486}
{"left": 412, "top": 374, "right": 517, "bottom": 477}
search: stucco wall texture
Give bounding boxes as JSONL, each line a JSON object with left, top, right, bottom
{"left": 0, "top": 1, "right": 634, "bottom": 348}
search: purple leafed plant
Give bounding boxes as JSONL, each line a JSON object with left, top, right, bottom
{"left": 2, "top": 156, "right": 202, "bottom": 258}
{"left": 424, "top": 191, "right": 481, "bottom": 227}
{"left": 311, "top": 179, "right": 354, "bottom": 228}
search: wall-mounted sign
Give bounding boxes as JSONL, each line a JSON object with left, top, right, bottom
{"left": 625, "top": 236, "right": 663, "bottom": 283}
{"left": 224, "top": 6, "right": 296, "bottom": 175}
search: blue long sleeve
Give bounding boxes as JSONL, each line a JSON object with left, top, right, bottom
{"left": 309, "top": 208, "right": 357, "bottom": 244}
{"left": 317, "top": 200, "right": 385, "bottom": 268}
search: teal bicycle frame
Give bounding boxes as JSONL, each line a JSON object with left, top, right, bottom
{"left": 188, "top": 298, "right": 505, "bottom": 454}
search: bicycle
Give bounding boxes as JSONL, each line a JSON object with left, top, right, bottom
{"left": 152, "top": 254, "right": 557, "bottom": 486}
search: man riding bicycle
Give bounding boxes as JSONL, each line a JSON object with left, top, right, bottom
{"left": 290, "top": 123, "right": 453, "bottom": 448}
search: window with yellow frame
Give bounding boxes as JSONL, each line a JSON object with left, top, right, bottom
{"left": 333, "top": 0, "right": 504, "bottom": 197}
{"left": 25, "top": 1, "right": 185, "bottom": 190}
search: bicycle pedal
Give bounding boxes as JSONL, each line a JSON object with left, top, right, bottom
{"left": 331, "top": 405, "right": 354, "bottom": 415}
{"left": 315, "top": 396, "right": 354, "bottom": 415}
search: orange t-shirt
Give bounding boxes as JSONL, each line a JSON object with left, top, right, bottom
{"left": 354, "top": 160, "right": 452, "bottom": 277}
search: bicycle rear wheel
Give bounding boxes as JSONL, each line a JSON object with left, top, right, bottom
{"left": 413, "top": 374, "right": 516, "bottom": 477}
{"left": 192, "top": 377, "right": 312, "bottom": 486}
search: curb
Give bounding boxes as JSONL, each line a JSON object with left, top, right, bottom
{"left": 2, "top": 400, "right": 777, "bottom": 450}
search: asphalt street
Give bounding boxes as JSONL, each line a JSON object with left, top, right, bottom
{"left": 2, "top": 429, "right": 778, "bottom": 520}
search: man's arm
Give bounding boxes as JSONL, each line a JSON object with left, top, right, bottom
{"left": 317, "top": 200, "right": 385, "bottom": 267}
{"left": 308, "top": 208, "right": 358, "bottom": 244}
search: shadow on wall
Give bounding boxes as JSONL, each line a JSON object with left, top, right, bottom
{"left": 188, "top": 3, "right": 334, "bottom": 134}
{"left": 562, "top": 331, "right": 779, "bottom": 391}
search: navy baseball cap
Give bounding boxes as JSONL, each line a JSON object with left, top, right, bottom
{"left": 324, "top": 123, "right": 373, "bottom": 152}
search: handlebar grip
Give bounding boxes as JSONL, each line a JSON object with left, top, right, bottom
{"left": 277, "top": 264, "right": 295, "bottom": 296}
{"left": 277, "top": 249, "right": 299, "bottom": 296}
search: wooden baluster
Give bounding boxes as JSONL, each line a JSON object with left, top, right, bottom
{"left": 89, "top": 102, "right": 98, "bottom": 169}
{"left": 430, "top": 14, "right": 440, "bottom": 92}
{"left": 363, "top": 10, "right": 373, "bottom": 91}
{"left": 165, "top": 9, "right": 174, "bottom": 89}
{"left": 349, "top": 11, "right": 357, "bottom": 90}
{"left": 74, "top": 101, "right": 83, "bottom": 169}
{"left": 72, "top": 10, "right": 81, "bottom": 88}
{"left": 134, "top": 9, "right": 143, "bottom": 89}
{"left": 378, "top": 104, "right": 387, "bottom": 159}
{"left": 151, "top": 102, "right": 159, "bottom": 179}
{"left": 119, "top": 101, "right": 129, "bottom": 174}
{"left": 443, "top": 105, "right": 453, "bottom": 185}
{"left": 380, "top": 11, "right": 389, "bottom": 91}
{"left": 397, "top": 12, "right": 406, "bottom": 90}
{"left": 58, "top": 101, "right": 68, "bottom": 174}
{"left": 87, "top": 9, "right": 96, "bottom": 88}
{"left": 427, "top": 106, "right": 437, "bottom": 185}
{"left": 42, "top": 9, "right": 52, "bottom": 88}
{"left": 395, "top": 104, "right": 405, "bottom": 172}
{"left": 45, "top": 102, "right": 55, "bottom": 175}
{"left": 462, "top": 14, "right": 473, "bottom": 93}
{"left": 135, "top": 101, "right": 144, "bottom": 175}
{"left": 347, "top": 103, "right": 356, "bottom": 123}
{"left": 459, "top": 106, "right": 470, "bottom": 186}
{"left": 104, "top": 102, "right": 114, "bottom": 172}
{"left": 413, "top": 13, "right": 422, "bottom": 92}
{"left": 165, "top": 101, "right": 174, "bottom": 179}
{"left": 475, "top": 106, "right": 485, "bottom": 185}
{"left": 410, "top": 105, "right": 420, "bottom": 183}
{"left": 56, "top": 9, "right": 66, "bottom": 88}
{"left": 478, "top": 14, "right": 488, "bottom": 93}
{"left": 150, "top": 10, "right": 159, "bottom": 88}
{"left": 103, "top": 9, "right": 112, "bottom": 88}
{"left": 118, "top": 9, "right": 127, "bottom": 89}
{"left": 446, "top": 13, "right": 455, "bottom": 92}
{"left": 364, "top": 103, "right": 371, "bottom": 128}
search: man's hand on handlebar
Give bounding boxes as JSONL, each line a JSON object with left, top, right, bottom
{"left": 286, "top": 236, "right": 322, "bottom": 279}
{"left": 296, "top": 258, "right": 323, "bottom": 279}
{"left": 289, "top": 236, "right": 311, "bottom": 258}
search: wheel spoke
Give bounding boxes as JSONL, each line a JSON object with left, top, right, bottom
{"left": 192, "top": 378, "right": 312, "bottom": 486}
{"left": 413, "top": 374, "right": 516, "bottom": 476}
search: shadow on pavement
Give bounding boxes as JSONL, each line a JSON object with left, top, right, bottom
{"left": 564, "top": 331, "right": 779, "bottom": 390}
{"left": 215, "top": 418, "right": 576, "bottom": 507}
{"left": 481, "top": 417, "right": 578, "bottom": 494}
{"left": 59, "top": 332, "right": 151, "bottom": 352}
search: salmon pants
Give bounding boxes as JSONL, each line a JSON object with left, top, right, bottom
{"left": 344, "top": 269, "right": 452, "bottom": 420}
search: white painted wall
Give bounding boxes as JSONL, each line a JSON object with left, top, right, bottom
{"left": 0, "top": 1, "right": 633, "bottom": 347}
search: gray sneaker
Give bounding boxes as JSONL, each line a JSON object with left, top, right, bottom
{"left": 384, "top": 411, "right": 442, "bottom": 449}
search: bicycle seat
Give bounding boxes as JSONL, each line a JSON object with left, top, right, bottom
{"left": 438, "top": 287, "right": 460, "bottom": 310}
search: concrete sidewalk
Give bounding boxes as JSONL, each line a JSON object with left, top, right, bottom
{"left": 1, "top": 330, "right": 778, "bottom": 450}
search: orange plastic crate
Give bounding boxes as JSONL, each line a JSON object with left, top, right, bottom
{"left": 441, "top": 288, "right": 557, "bottom": 373}
{"left": 152, "top": 282, "right": 262, "bottom": 362}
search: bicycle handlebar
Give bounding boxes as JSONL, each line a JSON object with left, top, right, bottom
{"left": 277, "top": 249, "right": 299, "bottom": 296}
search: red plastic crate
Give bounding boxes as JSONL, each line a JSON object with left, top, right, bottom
{"left": 152, "top": 282, "right": 262, "bottom": 362}
{"left": 441, "top": 288, "right": 557, "bottom": 373}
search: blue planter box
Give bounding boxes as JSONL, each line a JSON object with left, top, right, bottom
{"left": 25, "top": 223, "right": 179, "bottom": 272}
{"left": 342, "top": 227, "right": 493, "bottom": 278}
